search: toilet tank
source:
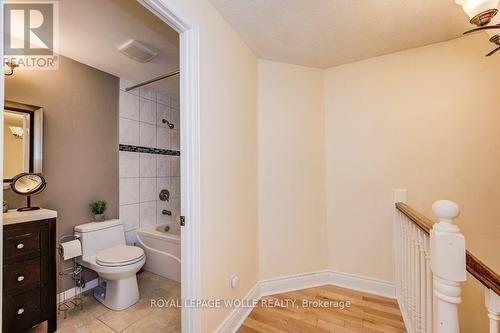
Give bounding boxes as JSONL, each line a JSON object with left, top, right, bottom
{"left": 74, "top": 219, "right": 125, "bottom": 258}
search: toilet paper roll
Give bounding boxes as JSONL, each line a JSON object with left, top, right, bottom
{"left": 60, "top": 239, "right": 82, "bottom": 260}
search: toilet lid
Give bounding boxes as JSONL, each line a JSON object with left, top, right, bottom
{"left": 96, "top": 245, "right": 145, "bottom": 267}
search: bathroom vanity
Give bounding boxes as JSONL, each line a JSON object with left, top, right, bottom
{"left": 3, "top": 209, "right": 57, "bottom": 333}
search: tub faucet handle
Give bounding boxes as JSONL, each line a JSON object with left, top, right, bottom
{"left": 162, "top": 209, "right": 172, "bottom": 216}
{"left": 159, "top": 189, "right": 170, "bottom": 202}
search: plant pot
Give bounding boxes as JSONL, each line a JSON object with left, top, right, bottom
{"left": 94, "top": 214, "right": 105, "bottom": 221}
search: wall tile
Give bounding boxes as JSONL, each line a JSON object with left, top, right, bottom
{"left": 140, "top": 154, "right": 157, "bottom": 178}
{"left": 170, "top": 107, "right": 180, "bottom": 129}
{"left": 157, "top": 155, "right": 171, "bottom": 177}
{"left": 171, "top": 177, "right": 180, "bottom": 198}
{"left": 157, "top": 104, "right": 170, "bottom": 128}
{"left": 139, "top": 201, "right": 157, "bottom": 227}
{"left": 119, "top": 151, "right": 139, "bottom": 178}
{"left": 157, "top": 93, "right": 170, "bottom": 106}
{"left": 120, "top": 203, "right": 139, "bottom": 231}
{"left": 169, "top": 197, "right": 181, "bottom": 221}
{"left": 139, "top": 98, "right": 156, "bottom": 124}
{"left": 157, "top": 203, "right": 174, "bottom": 224}
{"left": 171, "top": 157, "right": 180, "bottom": 177}
{"left": 170, "top": 129, "right": 180, "bottom": 150}
{"left": 119, "top": 118, "right": 139, "bottom": 145}
{"left": 156, "top": 177, "right": 171, "bottom": 200}
{"left": 125, "top": 230, "right": 138, "bottom": 246}
{"left": 119, "top": 79, "right": 139, "bottom": 96}
{"left": 157, "top": 127, "right": 171, "bottom": 150}
{"left": 140, "top": 178, "right": 157, "bottom": 202}
{"left": 119, "top": 91, "right": 139, "bottom": 120}
{"left": 171, "top": 98, "right": 180, "bottom": 110}
{"left": 119, "top": 178, "right": 139, "bottom": 205}
{"left": 139, "top": 122, "right": 156, "bottom": 148}
{"left": 140, "top": 87, "right": 156, "bottom": 101}
{"left": 119, "top": 84, "right": 180, "bottom": 237}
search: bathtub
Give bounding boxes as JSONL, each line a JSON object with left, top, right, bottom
{"left": 136, "top": 224, "right": 181, "bottom": 282}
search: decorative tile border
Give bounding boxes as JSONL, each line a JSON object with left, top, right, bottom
{"left": 119, "top": 144, "right": 180, "bottom": 156}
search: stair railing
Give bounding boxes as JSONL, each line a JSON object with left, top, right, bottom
{"left": 393, "top": 189, "right": 499, "bottom": 333}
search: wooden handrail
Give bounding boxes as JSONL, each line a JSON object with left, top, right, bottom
{"left": 396, "top": 202, "right": 433, "bottom": 234}
{"left": 396, "top": 202, "right": 500, "bottom": 295}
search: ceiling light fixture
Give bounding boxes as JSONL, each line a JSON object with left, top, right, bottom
{"left": 9, "top": 126, "right": 24, "bottom": 139}
{"left": 456, "top": 0, "right": 500, "bottom": 56}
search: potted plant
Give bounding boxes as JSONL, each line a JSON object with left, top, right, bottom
{"left": 89, "top": 200, "right": 107, "bottom": 221}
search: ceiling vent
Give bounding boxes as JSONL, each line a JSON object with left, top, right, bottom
{"left": 118, "top": 40, "right": 157, "bottom": 63}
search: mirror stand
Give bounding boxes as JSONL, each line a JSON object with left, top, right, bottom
{"left": 17, "top": 196, "right": 41, "bottom": 212}
{"left": 10, "top": 173, "right": 46, "bottom": 212}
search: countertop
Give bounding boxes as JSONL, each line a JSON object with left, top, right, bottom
{"left": 3, "top": 209, "right": 58, "bottom": 225}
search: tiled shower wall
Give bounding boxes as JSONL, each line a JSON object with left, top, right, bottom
{"left": 118, "top": 79, "right": 181, "bottom": 245}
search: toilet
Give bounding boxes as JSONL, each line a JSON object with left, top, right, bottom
{"left": 74, "top": 219, "right": 145, "bottom": 311}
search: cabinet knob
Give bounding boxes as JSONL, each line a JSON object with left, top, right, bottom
{"left": 16, "top": 243, "right": 24, "bottom": 249}
{"left": 17, "top": 308, "right": 24, "bottom": 315}
{"left": 17, "top": 275, "right": 24, "bottom": 282}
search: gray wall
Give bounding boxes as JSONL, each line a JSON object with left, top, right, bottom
{"left": 4, "top": 56, "right": 119, "bottom": 282}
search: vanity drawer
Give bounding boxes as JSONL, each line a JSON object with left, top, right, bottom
{"left": 4, "top": 224, "right": 48, "bottom": 260}
{"left": 3, "top": 287, "right": 41, "bottom": 333}
{"left": 3, "top": 257, "right": 41, "bottom": 294}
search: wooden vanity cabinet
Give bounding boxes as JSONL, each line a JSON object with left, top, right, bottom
{"left": 2, "top": 218, "right": 57, "bottom": 333}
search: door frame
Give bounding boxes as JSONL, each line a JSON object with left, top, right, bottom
{"left": 0, "top": 0, "right": 4, "bottom": 326}
{"left": 138, "top": 1, "right": 201, "bottom": 331}
{"left": 0, "top": 1, "right": 201, "bottom": 330}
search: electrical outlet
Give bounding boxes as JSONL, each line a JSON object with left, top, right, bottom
{"left": 229, "top": 274, "right": 239, "bottom": 289}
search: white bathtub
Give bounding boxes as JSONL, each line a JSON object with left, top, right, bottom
{"left": 136, "top": 224, "right": 181, "bottom": 282}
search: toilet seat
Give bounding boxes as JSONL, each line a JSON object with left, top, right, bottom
{"left": 96, "top": 245, "right": 145, "bottom": 267}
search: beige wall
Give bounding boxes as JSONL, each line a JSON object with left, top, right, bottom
{"left": 324, "top": 33, "right": 500, "bottom": 280}
{"left": 258, "top": 60, "right": 327, "bottom": 279}
{"left": 4, "top": 55, "right": 119, "bottom": 242}
{"left": 324, "top": 34, "right": 500, "bottom": 331}
{"left": 167, "top": 1, "right": 259, "bottom": 331}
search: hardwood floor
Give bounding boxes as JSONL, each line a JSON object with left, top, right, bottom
{"left": 238, "top": 285, "right": 406, "bottom": 333}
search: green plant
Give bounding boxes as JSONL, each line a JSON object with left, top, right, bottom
{"left": 89, "top": 200, "right": 107, "bottom": 215}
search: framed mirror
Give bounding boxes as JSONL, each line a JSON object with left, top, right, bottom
{"left": 3, "top": 100, "right": 43, "bottom": 183}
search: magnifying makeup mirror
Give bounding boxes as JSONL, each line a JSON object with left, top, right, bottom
{"left": 10, "top": 173, "right": 46, "bottom": 211}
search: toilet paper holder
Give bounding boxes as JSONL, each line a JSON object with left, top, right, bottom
{"left": 57, "top": 235, "right": 85, "bottom": 318}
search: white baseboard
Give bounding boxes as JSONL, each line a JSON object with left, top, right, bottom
{"left": 328, "top": 270, "right": 396, "bottom": 299}
{"left": 57, "top": 278, "right": 98, "bottom": 304}
{"left": 259, "top": 270, "right": 332, "bottom": 297}
{"left": 216, "top": 270, "right": 396, "bottom": 333}
{"left": 215, "top": 283, "right": 261, "bottom": 333}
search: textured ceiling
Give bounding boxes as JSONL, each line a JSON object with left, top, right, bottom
{"left": 58, "top": 0, "right": 179, "bottom": 96}
{"left": 210, "top": 0, "right": 472, "bottom": 68}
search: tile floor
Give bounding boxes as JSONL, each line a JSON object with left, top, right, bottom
{"left": 30, "top": 271, "right": 180, "bottom": 333}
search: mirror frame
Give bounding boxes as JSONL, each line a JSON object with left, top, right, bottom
{"left": 3, "top": 100, "right": 43, "bottom": 183}
{"left": 10, "top": 173, "right": 46, "bottom": 195}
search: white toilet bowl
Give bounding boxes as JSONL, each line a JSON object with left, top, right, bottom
{"left": 74, "top": 220, "right": 146, "bottom": 311}
{"left": 80, "top": 245, "right": 145, "bottom": 310}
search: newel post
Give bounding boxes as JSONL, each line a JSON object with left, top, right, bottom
{"left": 430, "top": 200, "right": 466, "bottom": 333}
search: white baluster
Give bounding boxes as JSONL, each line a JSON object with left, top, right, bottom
{"left": 430, "top": 200, "right": 466, "bottom": 333}
{"left": 418, "top": 228, "right": 426, "bottom": 332}
{"left": 407, "top": 216, "right": 414, "bottom": 331}
{"left": 411, "top": 222, "right": 417, "bottom": 330}
{"left": 485, "top": 288, "right": 499, "bottom": 333}
{"left": 425, "top": 236, "right": 433, "bottom": 333}
{"left": 403, "top": 216, "right": 409, "bottom": 316}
